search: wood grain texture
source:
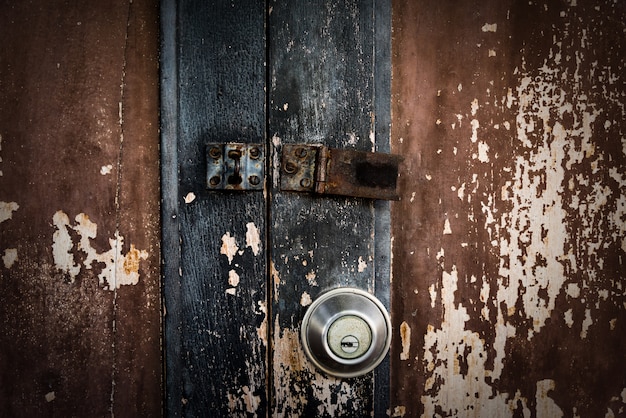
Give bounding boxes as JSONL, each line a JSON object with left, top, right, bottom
{"left": 162, "top": 0, "right": 268, "bottom": 416}
{"left": 391, "top": 0, "right": 625, "bottom": 416}
{"left": 268, "top": 0, "right": 390, "bottom": 415}
{"left": 0, "top": 0, "right": 160, "bottom": 416}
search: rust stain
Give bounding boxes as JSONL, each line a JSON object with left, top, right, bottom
{"left": 392, "top": 0, "right": 625, "bottom": 415}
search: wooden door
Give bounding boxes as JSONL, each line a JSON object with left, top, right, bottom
{"left": 161, "top": 0, "right": 392, "bottom": 416}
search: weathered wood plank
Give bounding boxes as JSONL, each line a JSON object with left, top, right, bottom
{"left": 0, "top": 0, "right": 161, "bottom": 416}
{"left": 268, "top": 0, "right": 391, "bottom": 415}
{"left": 163, "top": 0, "right": 268, "bottom": 415}
{"left": 391, "top": 0, "right": 626, "bottom": 416}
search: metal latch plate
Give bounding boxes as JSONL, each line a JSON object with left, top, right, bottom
{"left": 280, "top": 144, "right": 401, "bottom": 200}
{"left": 206, "top": 143, "right": 264, "bottom": 191}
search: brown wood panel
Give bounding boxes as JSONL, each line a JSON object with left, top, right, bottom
{"left": 0, "top": 1, "right": 160, "bottom": 416}
{"left": 391, "top": 0, "right": 625, "bottom": 416}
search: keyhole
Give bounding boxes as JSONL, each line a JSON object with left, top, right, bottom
{"left": 340, "top": 335, "right": 359, "bottom": 354}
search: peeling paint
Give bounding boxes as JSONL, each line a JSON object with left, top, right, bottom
{"left": 399, "top": 321, "right": 411, "bottom": 361}
{"left": 300, "top": 291, "right": 312, "bottom": 307}
{"left": 0, "top": 201, "right": 19, "bottom": 224}
{"left": 51, "top": 211, "right": 148, "bottom": 289}
{"left": 220, "top": 232, "right": 239, "bottom": 264}
{"left": 228, "top": 269, "right": 240, "bottom": 288}
{"left": 273, "top": 316, "right": 366, "bottom": 416}
{"left": 357, "top": 255, "right": 367, "bottom": 272}
{"left": 183, "top": 192, "right": 196, "bottom": 203}
{"left": 245, "top": 222, "right": 261, "bottom": 256}
{"left": 481, "top": 23, "right": 497, "bottom": 32}
{"left": 2, "top": 248, "right": 17, "bottom": 269}
{"left": 100, "top": 164, "right": 113, "bottom": 175}
{"left": 392, "top": 405, "right": 406, "bottom": 417}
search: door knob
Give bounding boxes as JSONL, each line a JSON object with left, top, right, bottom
{"left": 300, "top": 288, "right": 392, "bottom": 378}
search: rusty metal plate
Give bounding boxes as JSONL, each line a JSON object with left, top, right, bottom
{"left": 323, "top": 147, "right": 402, "bottom": 200}
{"left": 280, "top": 144, "right": 401, "bottom": 200}
{"left": 280, "top": 144, "right": 321, "bottom": 192}
{"left": 206, "top": 143, "right": 264, "bottom": 191}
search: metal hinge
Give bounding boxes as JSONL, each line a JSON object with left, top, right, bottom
{"left": 280, "top": 144, "right": 402, "bottom": 200}
{"left": 205, "top": 142, "right": 401, "bottom": 199}
{"left": 206, "top": 143, "right": 264, "bottom": 191}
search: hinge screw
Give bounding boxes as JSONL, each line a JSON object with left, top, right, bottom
{"left": 209, "top": 146, "right": 222, "bottom": 159}
{"left": 284, "top": 161, "right": 298, "bottom": 174}
{"left": 209, "top": 176, "right": 221, "bottom": 186}
{"left": 300, "top": 178, "right": 312, "bottom": 188}
{"left": 249, "top": 147, "right": 261, "bottom": 159}
{"left": 295, "top": 147, "right": 308, "bottom": 158}
{"left": 249, "top": 175, "right": 260, "bottom": 186}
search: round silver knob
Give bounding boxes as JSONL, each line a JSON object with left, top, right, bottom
{"left": 300, "top": 288, "right": 391, "bottom": 378}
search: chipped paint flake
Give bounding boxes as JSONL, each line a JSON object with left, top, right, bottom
{"left": 392, "top": 405, "right": 406, "bottom": 417}
{"left": 0, "top": 201, "right": 19, "bottom": 224}
{"left": 481, "top": 23, "right": 498, "bottom": 32}
{"left": 220, "top": 232, "right": 238, "bottom": 264}
{"left": 300, "top": 291, "right": 312, "bottom": 307}
{"left": 399, "top": 321, "right": 411, "bottom": 360}
{"left": 183, "top": 192, "right": 196, "bottom": 204}
{"left": 536, "top": 380, "right": 564, "bottom": 417}
{"left": 2, "top": 248, "right": 17, "bottom": 269}
{"left": 443, "top": 218, "right": 452, "bottom": 235}
{"left": 100, "top": 164, "right": 113, "bottom": 175}
{"left": 245, "top": 222, "right": 261, "bottom": 256}
{"left": 228, "top": 269, "right": 240, "bottom": 287}
{"left": 273, "top": 316, "right": 365, "bottom": 415}
{"left": 357, "top": 256, "right": 367, "bottom": 272}
{"left": 52, "top": 211, "right": 148, "bottom": 289}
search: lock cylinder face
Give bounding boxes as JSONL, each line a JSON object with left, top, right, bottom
{"left": 300, "top": 288, "right": 392, "bottom": 378}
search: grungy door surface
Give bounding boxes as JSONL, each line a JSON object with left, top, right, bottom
{"left": 161, "top": 0, "right": 392, "bottom": 416}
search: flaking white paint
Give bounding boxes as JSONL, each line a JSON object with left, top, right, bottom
{"left": 220, "top": 232, "right": 239, "bottom": 264}
{"left": 2, "top": 248, "right": 17, "bottom": 268}
{"left": 245, "top": 222, "right": 261, "bottom": 256}
{"left": 0, "top": 201, "right": 18, "bottom": 224}
{"left": 52, "top": 211, "right": 148, "bottom": 289}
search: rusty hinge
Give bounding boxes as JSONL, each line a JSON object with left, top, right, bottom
{"left": 280, "top": 144, "right": 402, "bottom": 200}
{"left": 206, "top": 143, "right": 264, "bottom": 191}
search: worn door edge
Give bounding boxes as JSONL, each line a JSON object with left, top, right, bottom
{"left": 373, "top": 0, "right": 392, "bottom": 416}
{"left": 160, "top": 0, "right": 183, "bottom": 414}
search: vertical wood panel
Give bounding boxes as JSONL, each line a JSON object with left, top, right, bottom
{"left": 0, "top": 0, "right": 161, "bottom": 416}
{"left": 391, "top": 0, "right": 625, "bottom": 416}
{"left": 163, "top": 0, "right": 268, "bottom": 415}
{"left": 268, "top": 0, "right": 390, "bottom": 415}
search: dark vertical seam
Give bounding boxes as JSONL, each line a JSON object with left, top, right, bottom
{"left": 111, "top": 1, "right": 134, "bottom": 416}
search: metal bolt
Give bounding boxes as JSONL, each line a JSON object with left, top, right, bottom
{"left": 209, "top": 176, "right": 221, "bottom": 186}
{"left": 209, "top": 146, "right": 222, "bottom": 159}
{"left": 249, "top": 147, "right": 261, "bottom": 159}
{"left": 300, "top": 178, "right": 312, "bottom": 188}
{"left": 295, "top": 147, "right": 308, "bottom": 158}
{"left": 284, "top": 161, "right": 298, "bottom": 174}
{"left": 249, "top": 175, "right": 260, "bottom": 186}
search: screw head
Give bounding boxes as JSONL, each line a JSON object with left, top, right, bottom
{"left": 284, "top": 161, "right": 298, "bottom": 174}
{"left": 249, "top": 147, "right": 261, "bottom": 159}
{"left": 209, "top": 147, "right": 222, "bottom": 159}
{"left": 300, "top": 178, "right": 312, "bottom": 188}
{"left": 209, "top": 176, "right": 221, "bottom": 186}
{"left": 295, "top": 147, "right": 308, "bottom": 158}
{"left": 249, "top": 175, "right": 260, "bottom": 186}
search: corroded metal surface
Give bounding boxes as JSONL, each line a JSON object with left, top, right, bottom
{"left": 0, "top": 1, "right": 160, "bottom": 415}
{"left": 391, "top": 0, "right": 625, "bottom": 416}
